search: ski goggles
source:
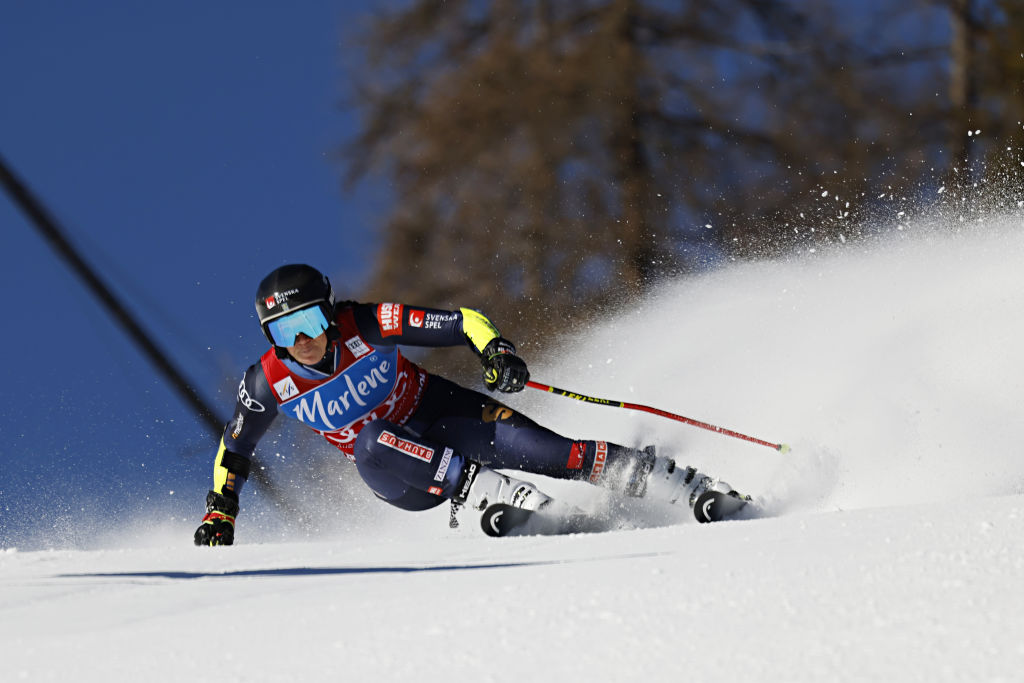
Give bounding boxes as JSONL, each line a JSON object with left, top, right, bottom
{"left": 264, "top": 305, "right": 330, "bottom": 347}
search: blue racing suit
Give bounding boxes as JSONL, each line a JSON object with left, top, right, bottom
{"left": 208, "top": 302, "right": 642, "bottom": 512}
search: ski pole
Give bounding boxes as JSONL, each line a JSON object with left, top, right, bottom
{"left": 526, "top": 380, "right": 790, "bottom": 453}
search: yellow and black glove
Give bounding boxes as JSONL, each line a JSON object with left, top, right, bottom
{"left": 193, "top": 490, "right": 239, "bottom": 546}
{"left": 460, "top": 307, "right": 529, "bottom": 393}
{"left": 481, "top": 338, "right": 529, "bottom": 393}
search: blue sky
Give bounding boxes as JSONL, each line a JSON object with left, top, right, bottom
{"left": 1, "top": 2, "right": 386, "bottom": 544}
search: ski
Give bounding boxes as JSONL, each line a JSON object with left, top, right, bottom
{"left": 692, "top": 489, "right": 751, "bottom": 523}
{"left": 481, "top": 491, "right": 754, "bottom": 536}
{"left": 479, "top": 503, "right": 610, "bottom": 537}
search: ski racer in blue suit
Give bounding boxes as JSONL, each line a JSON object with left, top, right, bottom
{"left": 195, "top": 264, "right": 730, "bottom": 545}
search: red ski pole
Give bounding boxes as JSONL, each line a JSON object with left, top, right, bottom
{"left": 526, "top": 380, "right": 790, "bottom": 453}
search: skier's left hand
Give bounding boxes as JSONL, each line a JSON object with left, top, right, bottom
{"left": 482, "top": 338, "right": 529, "bottom": 392}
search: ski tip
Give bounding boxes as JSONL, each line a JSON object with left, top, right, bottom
{"left": 777, "top": 443, "right": 791, "bottom": 454}
{"left": 480, "top": 503, "right": 533, "bottom": 537}
{"left": 693, "top": 490, "right": 750, "bottom": 524}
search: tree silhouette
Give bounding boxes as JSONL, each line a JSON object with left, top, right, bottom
{"left": 341, "top": 0, "right": 1023, "bottom": 369}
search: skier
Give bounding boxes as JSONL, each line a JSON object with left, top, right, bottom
{"left": 194, "top": 264, "right": 734, "bottom": 545}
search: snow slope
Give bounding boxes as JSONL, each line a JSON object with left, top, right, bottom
{"left": 4, "top": 214, "right": 1024, "bottom": 682}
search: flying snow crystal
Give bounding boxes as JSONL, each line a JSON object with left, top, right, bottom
{"left": 821, "top": 191, "right": 829, "bottom": 197}
{"left": 938, "top": 186, "right": 946, "bottom": 194}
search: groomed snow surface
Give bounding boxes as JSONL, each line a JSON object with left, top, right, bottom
{"left": 4, "top": 213, "right": 1024, "bottom": 681}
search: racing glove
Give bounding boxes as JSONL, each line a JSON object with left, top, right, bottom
{"left": 193, "top": 490, "right": 239, "bottom": 546}
{"left": 481, "top": 338, "right": 529, "bottom": 392}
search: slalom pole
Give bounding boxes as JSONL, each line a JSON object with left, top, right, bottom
{"left": 526, "top": 380, "right": 790, "bottom": 453}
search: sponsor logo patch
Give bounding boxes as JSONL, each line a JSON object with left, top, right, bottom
{"left": 273, "top": 376, "right": 300, "bottom": 400}
{"left": 428, "top": 486, "right": 444, "bottom": 496}
{"left": 237, "top": 379, "right": 265, "bottom": 412}
{"left": 264, "top": 288, "right": 300, "bottom": 310}
{"left": 458, "top": 462, "right": 479, "bottom": 500}
{"left": 344, "top": 336, "right": 371, "bottom": 359}
{"left": 287, "top": 355, "right": 393, "bottom": 430}
{"left": 377, "top": 430, "right": 434, "bottom": 463}
{"left": 589, "top": 441, "right": 608, "bottom": 483}
{"left": 409, "top": 309, "right": 425, "bottom": 328}
{"left": 378, "top": 303, "right": 403, "bottom": 336}
{"left": 423, "top": 312, "right": 459, "bottom": 330}
{"left": 567, "top": 442, "right": 585, "bottom": 470}
{"left": 433, "top": 447, "right": 454, "bottom": 482}
{"left": 231, "top": 412, "right": 245, "bottom": 439}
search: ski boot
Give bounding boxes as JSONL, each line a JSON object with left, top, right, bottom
{"left": 627, "top": 447, "right": 749, "bottom": 523}
{"left": 452, "top": 460, "right": 552, "bottom": 512}
{"left": 451, "top": 460, "right": 554, "bottom": 537}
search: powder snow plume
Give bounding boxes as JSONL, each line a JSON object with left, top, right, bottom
{"left": 515, "top": 211, "right": 1024, "bottom": 518}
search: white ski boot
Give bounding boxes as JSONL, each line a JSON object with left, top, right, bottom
{"left": 635, "top": 450, "right": 733, "bottom": 509}
{"left": 615, "top": 446, "right": 748, "bottom": 522}
{"left": 648, "top": 459, "right": 732, "bottom": 507}
{"left": 453, "top": 460, "right": 552, "bottom": 512}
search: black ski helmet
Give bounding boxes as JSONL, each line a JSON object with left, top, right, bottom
{"left": 255, "top": 264, "right": 335, "bottom": 346}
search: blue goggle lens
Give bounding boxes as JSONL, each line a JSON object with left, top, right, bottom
{"left": 266, "top": 306, "right": 329, "bottom": 347}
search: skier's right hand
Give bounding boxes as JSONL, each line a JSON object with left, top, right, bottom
{"left": 193, "top": 490, "right": 239, "bottom": 546}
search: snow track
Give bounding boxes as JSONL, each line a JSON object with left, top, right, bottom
{"left": 3, "top": 495, "right": 1023, "bottom": 681}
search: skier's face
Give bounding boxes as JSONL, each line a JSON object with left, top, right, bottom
{"left": 287, "top": 330, "right": 328, "bottom": 364}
